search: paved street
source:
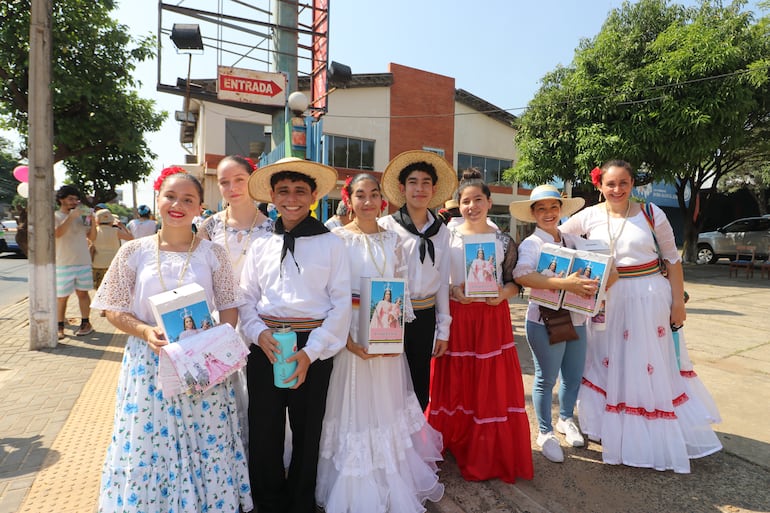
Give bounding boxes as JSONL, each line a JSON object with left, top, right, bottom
{"left": 0, "top": 262, "right": 768, "bottom": 513}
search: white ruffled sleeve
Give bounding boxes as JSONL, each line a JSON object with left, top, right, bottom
{"left": 209, "top": 241, "right": 244, "bottom": 311}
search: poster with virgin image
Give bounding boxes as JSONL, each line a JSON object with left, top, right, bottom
{"left": 529, "top": 243, "right": 575, "bottom": 309}
{"left": 359, "top": 277, "right": 406, "bottom": 354}
{"left": 463, "top": 234, "right": 499, "bottom": 297}
{"left": 148, "top": 283, "right": 216, "bottom": 343}
{"left": 562, "top": 250, "right": 613, "bottom": 316}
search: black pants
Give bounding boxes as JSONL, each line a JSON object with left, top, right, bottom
{"left": 247, "top": 331, "right": 333, "bottom": 513}
{"left": 403, "top": 306, "right": 437, "bottom": 411}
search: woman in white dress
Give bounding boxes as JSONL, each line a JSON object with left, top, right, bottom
{"left": 316, "top": 173, "right": 444, "bottom": 513}
{"left": 92, "top": 168, "right": 253, "bottom": 512}
{"left": 198, "top": 155, "right": 273, "bottom": 455}
{"left": 560, "top": 160, "right": 721, "bottom": 474}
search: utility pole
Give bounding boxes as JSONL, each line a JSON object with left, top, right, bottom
{"left": 271, "top": 0, "right": 298, "bottom": 153}
{"left": 28, "top": 0, "right": 57, "bottom": 349}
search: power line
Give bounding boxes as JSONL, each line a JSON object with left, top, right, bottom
{"left": 324, "top": 64, "right": 770, "bottom": 121}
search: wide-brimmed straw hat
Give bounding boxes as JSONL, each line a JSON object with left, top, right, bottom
{"left": 248, "top": 157, "right": 338, "bottom": 203}
{"left": 508, "top": 184, "right": 585, "bottom": 223}
{"left": 381, "top": 150, "right": 458, "bottom": 209}
{"left": 95, "top": 209, "right": 114, "bottom": 224}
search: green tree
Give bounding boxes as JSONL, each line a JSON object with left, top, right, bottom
{"left": 509, "top": 0, "right": 770, "bottom": 261}
{"left": 0, "top": 137, "right": 20, "bottom": 207}
{"left": 0, "top": 0, "right": 165, "bottom": 201}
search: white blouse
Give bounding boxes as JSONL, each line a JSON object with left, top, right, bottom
{"left": 559, "top": 203, "right": 680, "bottom": 266}
{"left": 378, "top": 213, "right": 452, "bottom": 341}
{"left": 238, "top": 230, "right": 352, "bottom": 363}
{"left": 91, "top": 236, "right": 243, "bottom": 325}
{"left": 201, "top": 210, "right": 273, "bottom": 281}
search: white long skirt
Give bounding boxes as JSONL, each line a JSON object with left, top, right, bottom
{"left": 316, "top": 349, "right": 444, "bottom": 513}
{"left": 578, "top": 273, "right": 721, "bottom": 474}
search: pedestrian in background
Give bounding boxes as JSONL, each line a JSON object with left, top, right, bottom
{"left": 91, "top": 208, "right": 133, "bottom": 290}
{"left": 55, "top": 185, "right": 96, "bottom": 339}
{"left": 126, "top": 204, "right": 157, "bottom": 238}
{"left": 323, "top": 200, "right": 351, "bottom": 229}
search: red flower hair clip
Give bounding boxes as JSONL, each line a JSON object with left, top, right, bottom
{"left": 380, "top": 199, "right": 388, "bottom": 212}
{"left": 590, "top": 167, "right": 603, "bottom": 188}
{"left": 340, "top": 176, "right": 354, "bottom": 206}
{"left": 244, "top": 157, "right": 257, "bottom": 172}
{"left": 153, "top": 166, "right": 187, "bottom": 191}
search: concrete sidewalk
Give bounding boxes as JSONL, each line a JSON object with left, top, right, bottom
{"left": 1, "top": 263, "right": 769, "bottom": 513}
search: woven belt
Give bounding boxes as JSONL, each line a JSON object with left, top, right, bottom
{"left": 617, "top": 260, "right": 661, "bottom": 278}
{"left": 259, "top": 315, "right": 324, "bottom": 332}
{"left": 411, "top": 295, "right": 436, "bottom": 311}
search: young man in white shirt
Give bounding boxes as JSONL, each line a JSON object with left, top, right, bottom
{"left": 238, "top": 158, "right": 351, "bottom": 513}
{"left": 379, "top": 150, "right": 458, "bottom": 411}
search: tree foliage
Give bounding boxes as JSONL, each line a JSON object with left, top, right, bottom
{"left": 509, "top": 0, "right": 770, "bottom": 261}
{"left": 0, "top": 0, "right": 165, "bottom": 202}
{"left": 0, "top": 137, "right": 20, "bottom": 207}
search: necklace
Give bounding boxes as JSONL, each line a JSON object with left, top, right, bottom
{"left": 354, "top": 220, "right": 387, "bottom": 277}
{"left": 223, "top": 207, "right": 261, "bottom": 269}
{"left": 606, "top": 201, "right": 632, "bottom": 256}
{"left": 156, "top": 231, "right": 196, "bottom": 291}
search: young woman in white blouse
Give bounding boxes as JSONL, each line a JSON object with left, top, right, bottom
{"left": 198, "top": 155, "right": 273, "bottom": 456}
{"left": 316, "top": 173, "right": 443, "bottom": 513}
{"left": 92, "top": 168, "right": 252, "bottom": 512}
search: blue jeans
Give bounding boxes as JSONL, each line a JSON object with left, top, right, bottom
{"left": 525, "top": 320, "right": 587, "bottom": 434}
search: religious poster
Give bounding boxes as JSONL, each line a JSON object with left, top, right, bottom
{"left": 463, "top": 234, "right": 499, "bottom": 298}
{"left": 359, "top": 277, "right": 406, "bottom": 354}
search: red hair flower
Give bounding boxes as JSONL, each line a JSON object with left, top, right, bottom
{"left": 153, "top": 166, "right": 187, "bottom": 191}
{"left": 340, "top": 176, "right": 354, "bottom": 206}
{"left": 380, "top": 198, "right": 388, "bottom": 212}
{"left": 244, "top": 157, "right": 257, "bottom": 172}
{"left": 590, "top": 167, "right": 603, "bottom": 188}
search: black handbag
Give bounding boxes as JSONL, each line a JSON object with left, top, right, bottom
{"left": 539, "top": 305, "right": 579, "bottom": 344}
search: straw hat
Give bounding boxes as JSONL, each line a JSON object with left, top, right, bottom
{"left": 381, "top": 150, "right": 458, "bottom": 209}
{"left": 248, "top": 157, "right": 338, "bottom": 203}
{"left": 95, "top": 209, "right": 114, "bottom": 224}
{"left": 444, "top": 199, "right": 459, "bottom": 210}
{"left": 508, "top": 185, "right": 585, "bottom": 223}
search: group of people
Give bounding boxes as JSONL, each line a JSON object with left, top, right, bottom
{"left": 54, "top": 184, "right": 158, "bottom": 339}
{"left": 88, "top": 152, "right": 721, "bottom": 513}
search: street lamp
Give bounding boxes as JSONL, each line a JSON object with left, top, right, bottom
{"left": 169, "top": 23, "right": 204, "bottom": 152}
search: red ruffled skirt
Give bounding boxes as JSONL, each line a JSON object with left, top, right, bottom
{"left": 429, "top": 300, "right": 533, "bottom": 483}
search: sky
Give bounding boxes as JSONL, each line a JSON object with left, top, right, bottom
{"left": 4, "top": 0, "right": 765, "bottom": 207}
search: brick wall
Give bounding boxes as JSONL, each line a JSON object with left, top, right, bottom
{"left": 388, "top": 63, "right": 455, "bottom": 160}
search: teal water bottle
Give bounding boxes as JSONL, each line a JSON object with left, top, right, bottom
{"left": 273, "top": 327, "right": 298, "bottom": 388}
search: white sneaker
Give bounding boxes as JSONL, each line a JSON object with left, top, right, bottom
{"left": 556, "top": 417, "right": 585, "bottom": 447}
{"left": 536, "top": 431, "right": 564, "bottom": 463}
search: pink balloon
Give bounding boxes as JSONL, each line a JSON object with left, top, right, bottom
{"left": 13, "top": 165, "right": 29, "bottom": 183}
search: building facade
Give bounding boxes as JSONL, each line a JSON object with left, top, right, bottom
{"left": 181, "top": 63, "right": 535, "bottom": 238}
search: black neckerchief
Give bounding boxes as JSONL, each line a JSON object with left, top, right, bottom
{"left": 392, "top": 206, "right": 441, "bottom": 265}
{"left": 274, "top": 214, "right": 329, "bottom": 272}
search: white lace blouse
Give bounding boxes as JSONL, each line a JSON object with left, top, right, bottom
{"left": 201, "top": 211, "right": 274, "bottom": 281}
{"left": 91, "top": 236, "right": 243, "bottom": 326}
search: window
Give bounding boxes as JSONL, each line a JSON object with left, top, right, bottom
{"left": 326, "top": 135, "right": 375, "bottom": 170}
{"left": 457, "top": 153, "right": 512, "bottom": 185}
{"left": 225, "top": 120, "right": 270, "bottom": 158}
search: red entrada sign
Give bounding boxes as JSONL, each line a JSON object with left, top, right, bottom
{"left": 219, "top": 75, "right": 282, "bottom": 97}
{"left": 217, "top": 66, "right": 287, "bottom": 107}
